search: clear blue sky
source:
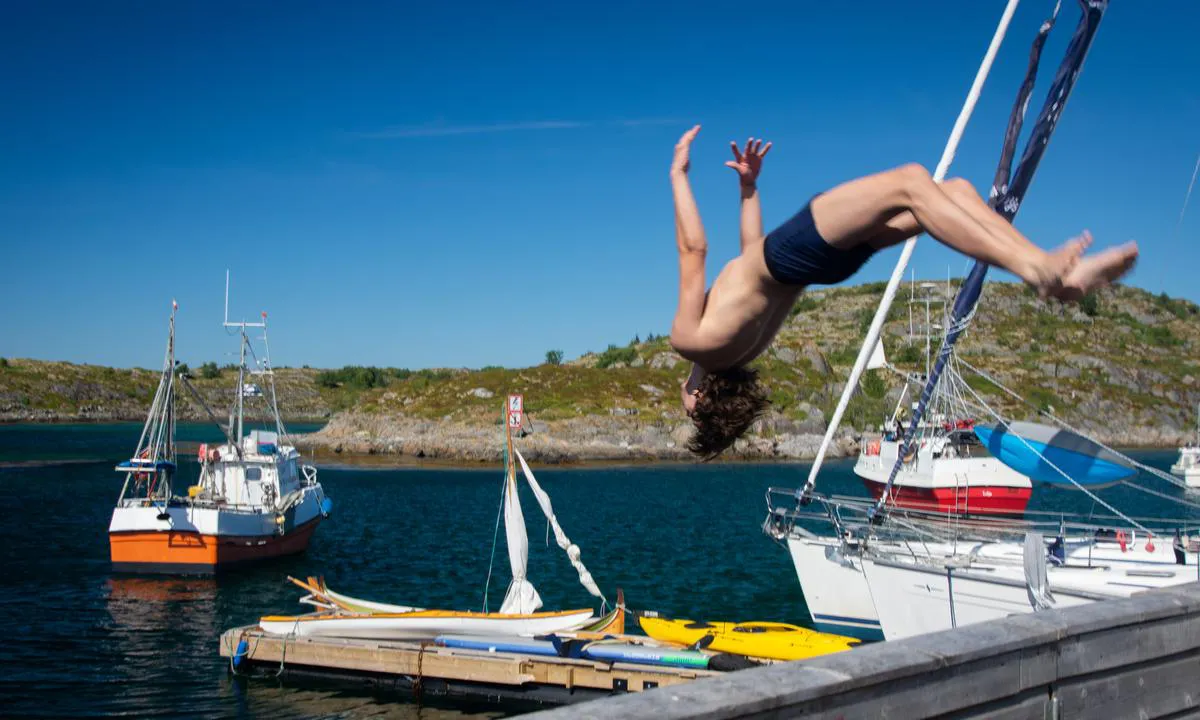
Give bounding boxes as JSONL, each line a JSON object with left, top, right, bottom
{"left": 2, "top": 1, "right": 1197, "bottom": 370}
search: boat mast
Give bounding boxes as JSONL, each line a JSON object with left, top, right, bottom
{"left": 236, "top": 329, "right": 246, "bottom": 443}
{"left": 223, "top": 270, "right": 266, "bottom": 444}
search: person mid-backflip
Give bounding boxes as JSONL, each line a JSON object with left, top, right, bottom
{"left": 669, "top": 125, "right": 1139, "bottom": 459}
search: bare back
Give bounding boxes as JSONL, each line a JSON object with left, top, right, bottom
{"left": 691, "top": 245, "right": 802, "bottom": 370}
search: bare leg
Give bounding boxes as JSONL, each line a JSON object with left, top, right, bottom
{"left": 939, "top": 179, "right": 1092, "bottom": 266}
{"left": 809, "top": 165, "right": 1083, "bottom": 296}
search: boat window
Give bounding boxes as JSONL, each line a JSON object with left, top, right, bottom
{"left": 246, "top": 467, "right": 262, "bottom": 481}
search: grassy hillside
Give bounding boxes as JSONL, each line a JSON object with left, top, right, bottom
{"left": 4, "top": 282, "right": 1199, "bottom": 446}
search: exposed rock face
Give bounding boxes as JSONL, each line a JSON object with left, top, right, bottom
{"left": 296, "top": 411, "right": 860, "bottom": 464}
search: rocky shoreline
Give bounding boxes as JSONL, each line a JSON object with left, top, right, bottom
{"left": 287, "top": 411, "right": 1188, "bottom": 467}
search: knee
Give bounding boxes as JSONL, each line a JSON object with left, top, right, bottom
{"left": 941, "top": 177, "right": 977, "bottom": 199}
{"left": 896, "top": 162, "right": 932, "bottom": 184}
{"left": 891, "top": 163, "right": 933, "bottom": 204}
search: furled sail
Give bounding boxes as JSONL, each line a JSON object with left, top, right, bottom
{"left": 499, "top": 457, "right": 542, "bottom": 614}
{"left": 877, "top": 0, "right": 1109, "bottom": 512}
{"left": 514, "top": 448, "right": 606, "bottom": 605}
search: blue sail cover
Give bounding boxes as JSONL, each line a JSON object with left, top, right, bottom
{"left": 974, "top": 421, "right": 1135, "bottom": 488}
{"left": 878, "top": 0, "right": 1109, "bottom": 509}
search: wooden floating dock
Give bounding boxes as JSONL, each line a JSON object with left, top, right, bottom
{"left": 219, "top": 626, "right": 717, "bottom": 709}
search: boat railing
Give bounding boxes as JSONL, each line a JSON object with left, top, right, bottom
{"left": 763, "top": 487, "right": 1200, "bottom": 556}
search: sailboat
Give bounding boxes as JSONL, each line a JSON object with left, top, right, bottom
{"left": 259, "top": 394, "right": 623, "bottom": 641}
{"left": 109, "top": 281, "right": 330, "bottom": 574}
{"left": 762, "top": 0, "right": 1200, "bottom": 642}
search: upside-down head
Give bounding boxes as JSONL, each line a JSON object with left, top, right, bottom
{"left": 685, "top": 366, "right": 770, "bottom": 460}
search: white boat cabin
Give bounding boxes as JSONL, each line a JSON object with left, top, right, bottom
{"left": 197, "top": 430, "right": 308, "bottom": 509}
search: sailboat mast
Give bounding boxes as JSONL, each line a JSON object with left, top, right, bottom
{"left": 236, "top": 330, "right": 246, "bottom": 443}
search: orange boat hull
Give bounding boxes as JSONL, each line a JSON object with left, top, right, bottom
{"left": 109, "top": 516, "right": 321, "bottom": 574}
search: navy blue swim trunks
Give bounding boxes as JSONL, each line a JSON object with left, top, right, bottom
{"left": 763, "top": 200, "right": 877, "bottom": 287}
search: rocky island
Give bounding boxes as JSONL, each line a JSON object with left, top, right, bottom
{"left": 3, "top": 282, "right": 1197, "bottom": 465}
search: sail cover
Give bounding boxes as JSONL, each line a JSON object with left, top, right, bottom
{"left": 515, "top": 448, "right": 606, "bottom": 604}
{"left": 974, "top": 421, "right": 1135, "bottom": 488}
{"left": 1024, "top": 532, "right": 1056, "bottom": 611}
{"left": 499, "top": 460, "right": 543, "bottom": 614}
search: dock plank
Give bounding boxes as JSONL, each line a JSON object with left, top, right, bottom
{"left": 220, "top": 626, "right": 715, "bottom": 699}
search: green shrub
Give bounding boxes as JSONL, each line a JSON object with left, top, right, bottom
{"left": 1079, "top": 293, "right": 1099, "bottom": 317}
{"left": 861, "top": 370, "right": 887, "bottom": 399}
{"left": 200, "top": 362, "right": 221, "bottom": 379}
{"left": 894, "top": 343, "right": 923, "bottom": 365}
{"left": 596, "top": 344, "right": 638, "bottom": 369}
{"left": 545, "top": 350, "right": 564, "bottom": 366}
{"left": 315, "top": 366, "right": 392, "bottom": 389}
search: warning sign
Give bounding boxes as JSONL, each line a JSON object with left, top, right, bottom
{"left": 507, "top": 394, "right": 524, "bottom": 429}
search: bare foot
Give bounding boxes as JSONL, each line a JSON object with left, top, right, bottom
{"left": 1029, "top": 231, "right": 1092, "bottom": 299}
{"left": 1053, "top": 241, "right": 1139, "bottom": 302}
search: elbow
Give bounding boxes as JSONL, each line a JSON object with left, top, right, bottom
{"left": 669, "top": 326, "right": 704, "bottom": 360}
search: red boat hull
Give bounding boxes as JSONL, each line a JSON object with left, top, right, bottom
{"left": 861, "top": 479, "right": 1030, "bottom": 515}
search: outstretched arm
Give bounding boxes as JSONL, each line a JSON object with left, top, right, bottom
{"left": 669, "top": 126, "right": 710, "bottom": 359}
{"left": 726, "top": 138, "right": 771, "bottom": 252}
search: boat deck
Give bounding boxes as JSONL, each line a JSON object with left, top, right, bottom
{"left": 219, "top": 625, "right": 717, "bottom": 710}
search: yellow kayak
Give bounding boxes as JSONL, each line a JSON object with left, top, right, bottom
{"left": 638, "top": 616, "right": 860, "bottom": 661}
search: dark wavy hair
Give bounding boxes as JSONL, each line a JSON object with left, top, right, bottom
{"left": 686, "top": 367, "right": 770, "bottom": 460}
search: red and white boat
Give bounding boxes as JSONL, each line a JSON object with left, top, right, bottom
{"left": 855, "top": 416, "right": 1031, "bottom": 515}
{"left": 852, "top": 309, "right": 1032, "bottom": 515}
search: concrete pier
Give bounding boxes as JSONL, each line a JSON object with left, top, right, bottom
{"left": 526, "top": 582, "right": 1200, "bottom": 719}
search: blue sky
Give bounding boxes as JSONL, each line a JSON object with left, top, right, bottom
{"left": 1, "top": 1, "right": 1197, "bottom": 370}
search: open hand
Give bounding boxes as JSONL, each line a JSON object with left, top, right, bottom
{"left": 725, "top": 137, "right": 771, "bottom": 186}
{"left": 672, "top": 125, "right": 701, "bottom": 175}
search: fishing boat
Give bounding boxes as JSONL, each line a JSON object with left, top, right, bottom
{"left": 259, "top": 394, "right": 621, "bottom": 640}
{"left": 109, "top": 282, "right": 330, "bottom": 574}
{"left": 638, "top": 616, "right": 859, "bottom": 662}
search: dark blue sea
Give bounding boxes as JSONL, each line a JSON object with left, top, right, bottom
{"left": 0, "top": 423, "right": 1195, "bottom": 718}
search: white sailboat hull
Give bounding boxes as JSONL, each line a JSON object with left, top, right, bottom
{"left": 782, "top": 527, "right": 1196, "bottom": 643}
{"left": 784, "top": 534, "right": 883, "bottom": 641}
{"left": 860, "top": 551, "right": 1198, "bottom": 641}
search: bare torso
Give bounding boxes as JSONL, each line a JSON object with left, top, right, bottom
{"left": 694, "top": 243, "right": 803, "bottom": 370}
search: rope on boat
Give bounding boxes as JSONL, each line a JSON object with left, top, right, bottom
{"left": 481, "top": 462, "right": 507, "bottom": 613}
